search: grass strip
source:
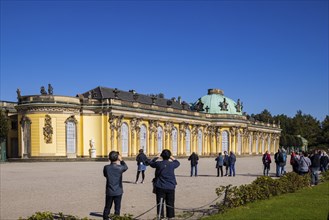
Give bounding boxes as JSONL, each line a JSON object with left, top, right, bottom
{"left": 203, "top": 182, "right": 329, "bottom": 220}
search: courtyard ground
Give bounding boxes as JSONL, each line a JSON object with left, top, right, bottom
{"left": 0, "top": 155, "right": 291, "bottom": 220}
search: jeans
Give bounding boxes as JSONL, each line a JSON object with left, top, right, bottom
{"left": 311, "top": 167, "right": 320, "bottom": 185}
{"left": 229, "top": 163, "right": 235, "bottom": 176}
{"left": 103, "top": 194, "right": 122, "bottom": 219}
{"left": 217, "top": 166, "right": 223, "bottom": 177}
{"left": 190, "top": 165, "right": 198, "bottom": 176}
{"left": 263, "top": 163, "right": 270, "bottom": 176}
{"left": 156, "top": 187, "right": 175, "bottom": 218}
{"left": 276, "top": 163, "right": 282, "bottom": 177}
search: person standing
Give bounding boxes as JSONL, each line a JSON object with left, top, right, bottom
{"left": 320, "top": 151, "right": 329, "bottom": 172}
{"left": 223, "top": 151, "right": 229, "bottom": 176}
{"left": 310, "top": 150, "right": 321, "bottom": 186}
{"left": 228, "top": 151, "right": 236, "bottom": 177}
{"left": 135, "top": 149, "right": 149, "bottom": 184}
{"left": 103, "top": 151, "right": 128, "bottom": 220}
{"left": 281, "top": 149, "right": 287, "bottom": 175}
{"left": 262, "top": 151, "right": 271, "bottom": 176}
{"left": 188, "top": 152, "right": 199, "bottom": 177}
{"left": 298, "top": 151, "right": 311, "bottom": 176}
{"left": 215, "top": 152, "right": 224, "bottom": 177}
{"left": 274, "top": 149, "right": 283, "bottom": 177}
{"left": 290, "top": 151, "right": 299, "bottom": 173}
{"left": 149, "top": 149, "right": 180, "bottom": 220}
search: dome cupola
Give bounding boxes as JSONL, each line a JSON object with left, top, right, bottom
{"left": 192, "top": 88, "right": 243, "bottom": 115}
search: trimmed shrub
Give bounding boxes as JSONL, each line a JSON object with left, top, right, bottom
{"left": 215, "top": 172, "right": 311, "bottom": 213}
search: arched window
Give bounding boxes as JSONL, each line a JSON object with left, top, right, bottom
{"left": 172, "top": 127, "right": 178, "bottom": 155}
{"left": 222, "top": 131, "right": 229, "bottom": 153}
{"left": 65, "top": 116, "right": 77, "bottom": 156}
{"left": 21, "top": 117, "right": 31, "bottom": 158}
{"left": 267, "top": 136, "right": 271, "bottom": 152}
{"left": 140, "top": 125, "right": 147, "bottom": 153}
{"left": 186, "top": 129, "right": 191, "bottom": 155}
{"left": 197, "top": 129, "right": 202, "bottom": 155}
{"left": 121, "top": 123, "right": 129, "bottom": 157}
{"left": 256, "top": 136, "right": 259, "bottom": 154}
{"left": 249, "top": 134, "right": 253, "bottom": 154}
{"left": 157, "top": 126, "right": 163, "bottom": 153}
{"left": 262, "top": 138, "right": 265, "bottom": 153}
{"left": 237, "top": 133, "right": 242, "bottom": 154}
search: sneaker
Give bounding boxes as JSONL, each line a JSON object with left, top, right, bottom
{"left": 135, "top": 181, "right": 138, "bottom": 184}
{"left": 141, "top": 181, "right": 144, "bottom": 184}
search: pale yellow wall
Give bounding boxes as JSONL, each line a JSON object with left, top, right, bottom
{"left": 81, "top": 115, "right": 102, "bottom": 157}
{"left": 29, "top": 114, "right": 40, "bottom": 157}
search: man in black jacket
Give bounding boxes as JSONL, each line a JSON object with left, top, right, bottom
{"left": 310, "top": 150, "right": 321, "bottom": 186}
{"left": 149, "top": 149, "right": 180, "bottom": 220}
{"left": 103, "top": 151, "right": 128, "bottom": 220}
{"left": 188, "top": 152, "right": 199, "bottom": 176}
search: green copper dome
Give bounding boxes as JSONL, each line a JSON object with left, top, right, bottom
{"left": 192, "top": 89, "right": 243, "bottom": 115}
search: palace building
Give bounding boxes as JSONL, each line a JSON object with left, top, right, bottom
{"left": 2, "top": 86, "right": 281, "bottom": 159}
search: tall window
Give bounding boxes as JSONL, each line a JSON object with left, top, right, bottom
{"left": 140, "top": 125, "right": 147, "bottom": 153}
{"left": 172, "top": 128, "right": 178, "bottom": 155}
{"left": 186, "top": 129, "right": 191, "bottom": 155}
{"left": 237, "top": 133, "right": 242, "bottom": 154}
{"left": 157, "top": 126, "right": 163, "bottom": 153}
{"left": 256, "top": 136, "right": 259, "bottom": 154}
{"left": 66, "top": 121, "right": 76, "bottom": 154}
{"left": 267, "top": 136, "right": 271, "bottom": 152}
{"left": 22, "top": 118, "right": 31, "bottom": 158}
{"left": 197, "top": 129, "right": 202, "bottom": 155}
{"left": 262, "top": 138, "right": 265, "bottom": 153}
{"left": 222, "top": 131, "right": 229, "bottom": 153}
{"left": 249, "top": 135, "right": 253, "bottom": 154}
{"left": 121, "top": 123, "right": 129, "bottom": 157}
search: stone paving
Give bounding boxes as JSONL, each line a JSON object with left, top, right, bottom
{"left": 0, "top": 156, "right": 291, "bottom": 220}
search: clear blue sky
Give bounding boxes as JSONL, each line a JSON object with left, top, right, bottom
{"left": 1, "top": 0, "right": 328, "bottom": 121}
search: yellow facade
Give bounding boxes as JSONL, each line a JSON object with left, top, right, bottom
{"left": 3, "top": 87, "right": 281, "bottom": 159}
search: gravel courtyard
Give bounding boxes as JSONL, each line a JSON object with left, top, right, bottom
{"left": 0, "top": 156, "right": 291, "bottom": 220}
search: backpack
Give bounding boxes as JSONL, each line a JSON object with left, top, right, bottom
{"left": 278, "top": 153, "right": 284, "bottom": 163}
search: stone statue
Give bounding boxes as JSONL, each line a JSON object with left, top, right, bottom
{"left": 89, "top": 138, "right": 95, "bottom": 149}
{"left": 16, "top": 88, "right": 21, "bottom": 100}
{"left": 194, "top": 98, "right": 204, "bottom": 112}
{"left": 235, "top": 99, "right": 243, "bottom": 112}
{"left": 40, "top": 86, "right": 47, "bottom": 95}
{"left": 219, "top": 98, "right": 228, "bottom": 111}
{"left": 48, "top": 84, "right": 53, "bottom": 95}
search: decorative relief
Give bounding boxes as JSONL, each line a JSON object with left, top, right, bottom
{"left": 230, "top": 127, "right": 237, "bottom": 137}
{"left": 215, "top": 127, "right": 221, "bottom": 139}
{"left": 43, "top": 115, "right": 53, "bottom": 144}
{"left": 16, "top": 106, "right": 80, "bottom": 113}
{"left": 130, "top": 118, "right": 141, "bottom": 138}
{"left": 65, "top": 115, "right": 78, "bottom": 124}
{"left": 179, "top": 122, "right": 188, "bottom": 135}
{"left": 164, "top": 121, "right": 173, "bottom": 134}
{"left": 149, "top": 120, "right": 159, "bottom": 133}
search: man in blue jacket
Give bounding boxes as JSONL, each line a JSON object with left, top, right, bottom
{"left": 103, "top": 151, "right": 128, "bottom": 220}
{"left": 149, "top": 149, "right": 180, "bottom": 220}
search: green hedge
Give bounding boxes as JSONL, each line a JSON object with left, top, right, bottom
{"left": 215, "top": 172, "right": 311, "bottom": 213}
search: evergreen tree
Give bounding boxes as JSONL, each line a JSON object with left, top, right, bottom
{"left": 0, "top": 110, "right": 9, "bottom": 143}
